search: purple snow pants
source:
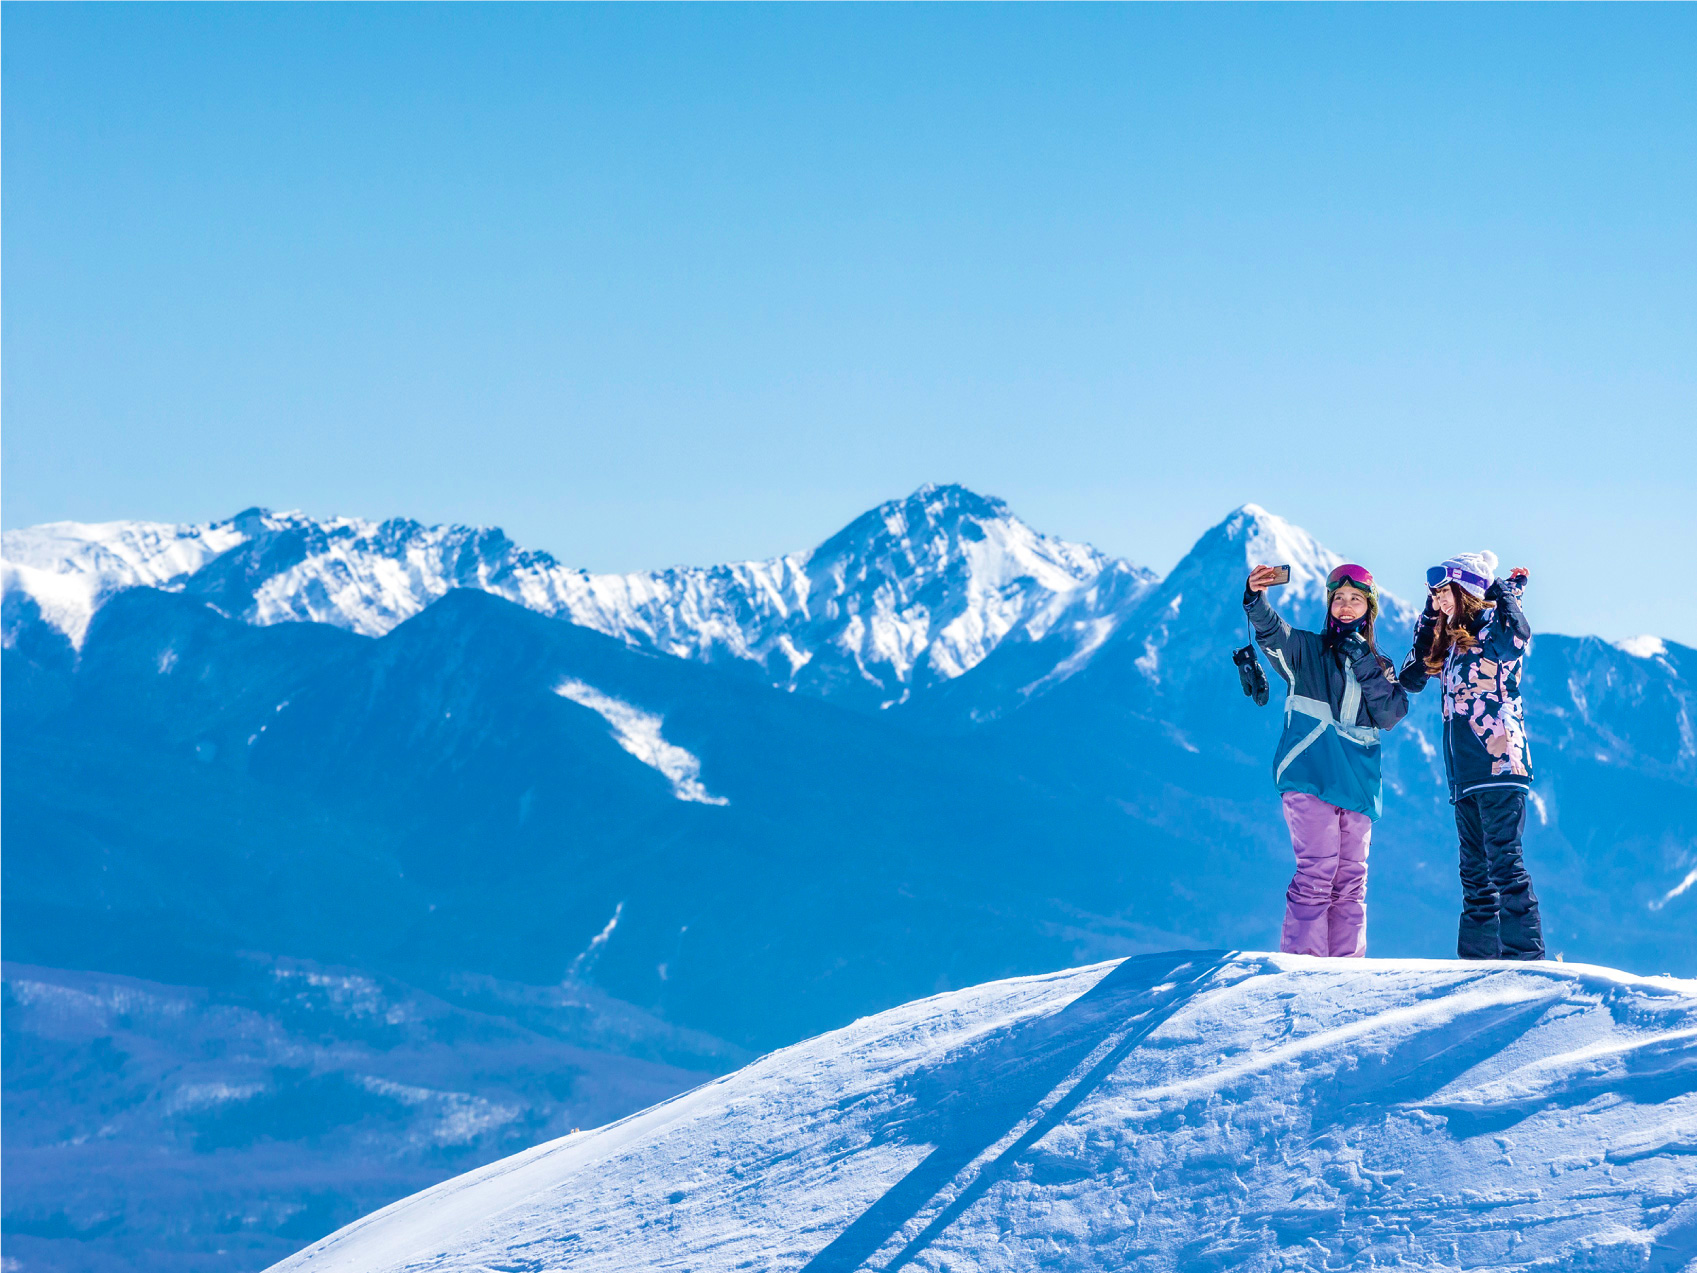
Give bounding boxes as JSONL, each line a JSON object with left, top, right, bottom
{"left": 1279, "top": 792, "right": 1371, "bottom": 958}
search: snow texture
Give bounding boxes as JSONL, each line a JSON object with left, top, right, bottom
{"left": 554, "top": 680, "right": 728, "bottom": 805}
{"left": 0, "top": 516, "right": 245, "bottom": 647}
{"left": 273, "top": 952, "right": 1697, "bottom": 1273}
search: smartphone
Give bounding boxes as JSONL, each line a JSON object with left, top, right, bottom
{"left": 1265, "top": 565, "right": 1291, "bottom": 586}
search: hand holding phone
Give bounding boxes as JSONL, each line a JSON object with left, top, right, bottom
{"left": 1247, "top": 564, "right": 1291, "bottom": 592}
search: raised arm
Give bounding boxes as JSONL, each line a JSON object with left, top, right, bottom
{"left": 1398, "top": 600, "right": 1438, "bottom": 693}
{"left": 1243, "top": 570, "right": 1303, "bottom": 686}
{"left": 1483, "top": 569, "right": 1532, "bottom": 658}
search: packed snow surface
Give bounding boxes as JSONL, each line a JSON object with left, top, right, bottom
{"left": 272, "top": 952, "right": 1697, "bottom": 1273}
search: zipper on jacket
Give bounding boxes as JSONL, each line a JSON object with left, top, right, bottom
{"left": 1442, "top": 650, "right": 1458, "bottom": 801}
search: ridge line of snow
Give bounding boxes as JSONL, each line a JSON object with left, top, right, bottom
{"left": 0, "top": 490, "right": 1153, "bottom": 705}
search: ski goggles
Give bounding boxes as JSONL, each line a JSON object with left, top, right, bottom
{"left": 1426, "top": 563, "right": 1491, "bottom": 594}
{"left": 1326, "top": 563, "right": 1376, "bottom": 593}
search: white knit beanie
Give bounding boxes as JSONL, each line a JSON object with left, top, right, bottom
{"left": 1438, "top": 550, "right": 1498, "bottom": 600}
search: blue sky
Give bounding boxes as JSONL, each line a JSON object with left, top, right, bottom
{"left": 4, "top": 5, "right": 1694, "bottom": 642}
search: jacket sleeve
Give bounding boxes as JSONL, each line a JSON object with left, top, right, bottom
{"left": 1245, "top": 587, "right": 1302, "bottom": 684}
{"left": 1482, "top": 576, "right": 1532, "bottom": 660}
{"left": 1398, "top": 607, "right": 1437, "bottom": 692}
{"left": 1353, "top": 650, "right": 1409, "bottom": 728}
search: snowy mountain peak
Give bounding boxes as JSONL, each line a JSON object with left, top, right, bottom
{"left": 800, "top": 485, "right": 1137, "bottom": 693}
{"left": 813, "top": 483, "right": 1101, "bottom": 586}
{"left": 1208, "top": 504, "right": 1345, "bottom": 599}
{"left": 1171, "top": 504, "right": 1417, "bottom": 630}
{"left": 1074, "top": 504, "right": 1422, "bottom": 713}
{"left": 6, "top": 491, "right": 1496, "bottom": 719}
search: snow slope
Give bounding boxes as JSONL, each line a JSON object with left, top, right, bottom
{"left": 272, "top": 952, "right": 1697, "bottom": 1273}
{"left": 0, "top": 516, "right": 247, "bottom": 647}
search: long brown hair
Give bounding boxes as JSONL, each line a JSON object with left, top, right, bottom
{"left": 1424, "top": 583, "right": 1489, "bottom": 674}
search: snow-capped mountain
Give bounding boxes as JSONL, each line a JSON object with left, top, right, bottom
{"left": 0, "top": 515, "right": 249, "bottom": 647}
{"left": 1, "top": 492, "right": 1410, "bottom": 730}
{"left": 935, "top": 501, "right": 1436, "bottom": 791}
{"left": 892, "top": 501, "right": 1424, "bottom": 734}
{"left": 273, "top": 951, "right": 1697, "bottom": 1273}
{"left": 8, "top": 488, "right": 1695, "bottom": 987}
{"left": 1059, "top": 502, "right": 1419, "bottom": 710}
{"left": 0, "top": 485, "right": 1157, "bottom": 713}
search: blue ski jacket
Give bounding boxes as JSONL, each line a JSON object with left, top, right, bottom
{"left": 1245, "top": 589, "right": 1409, "bottom": 820}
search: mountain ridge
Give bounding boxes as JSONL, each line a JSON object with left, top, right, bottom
{"left": 19, "top": 486, "right": 1677, "bottom": 729}
{"left": 1, "top": 484, "right": 1164, "bottom": 715}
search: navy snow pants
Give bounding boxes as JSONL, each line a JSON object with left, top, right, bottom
{"left": 1455, "top": 787, "right": 1544, "bottom": 961}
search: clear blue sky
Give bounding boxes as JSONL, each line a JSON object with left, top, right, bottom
{"left": 5, "top": 5, "right": 1694, "bottom": 642}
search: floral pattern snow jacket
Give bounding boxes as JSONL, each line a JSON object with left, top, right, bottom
{"left": 1398, "top": 577, "right": 1535, "bottom": 802}
{"left": 1245, "top": 590, "right": 1408, "bottom": 820}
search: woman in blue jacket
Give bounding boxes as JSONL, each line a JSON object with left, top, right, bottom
{"left": 1399, "top": 552, "right": 1545, "bottom": 961}
{"left": 1245, "top": 562, "right": 1408, "bottom": 957}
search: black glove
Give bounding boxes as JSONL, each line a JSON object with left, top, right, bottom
{"left": 1339, "top": 631, "right": 1371, "bottom": 664}
{"left": 1233, "top": 643, "right": 1269, "bottom": 706}
{"left": 1411, "top": 607, "right": 1437, "bottom": 657}
{"left": 1489, "top": 569, "right": 1529, "bottom": 601}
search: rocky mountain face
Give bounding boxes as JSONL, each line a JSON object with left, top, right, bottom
{"left": 4, "top": 486, "right": 1695, "bottom": 1272}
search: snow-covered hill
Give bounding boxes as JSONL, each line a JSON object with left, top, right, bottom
{"left": 273, "top": 951, "right": 1697, "bottom": 1273}
{"left": 0, "top": 485, "right": 1156, "bottom": 712}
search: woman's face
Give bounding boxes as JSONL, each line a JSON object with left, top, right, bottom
{"left": 1330, "top": 585, "right": 1369, "bottom": 624}
{"left": 1432, "top": 584, "right": 1457, "bottom": 620}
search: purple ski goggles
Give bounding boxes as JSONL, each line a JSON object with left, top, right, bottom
{"left": 1427, "top": 563, "right": 1491, "bottom": 594}
{"left": 1326, "top": 563, "right": 1376, "bottom": 593}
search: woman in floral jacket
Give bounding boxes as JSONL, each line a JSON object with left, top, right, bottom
{"left": 1399, "top": 551, "right": 1545, "bottom": 961}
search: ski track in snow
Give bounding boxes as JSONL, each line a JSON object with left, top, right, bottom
{"left": 272, "top": 953, "right": 1697, "bottom": 1273}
